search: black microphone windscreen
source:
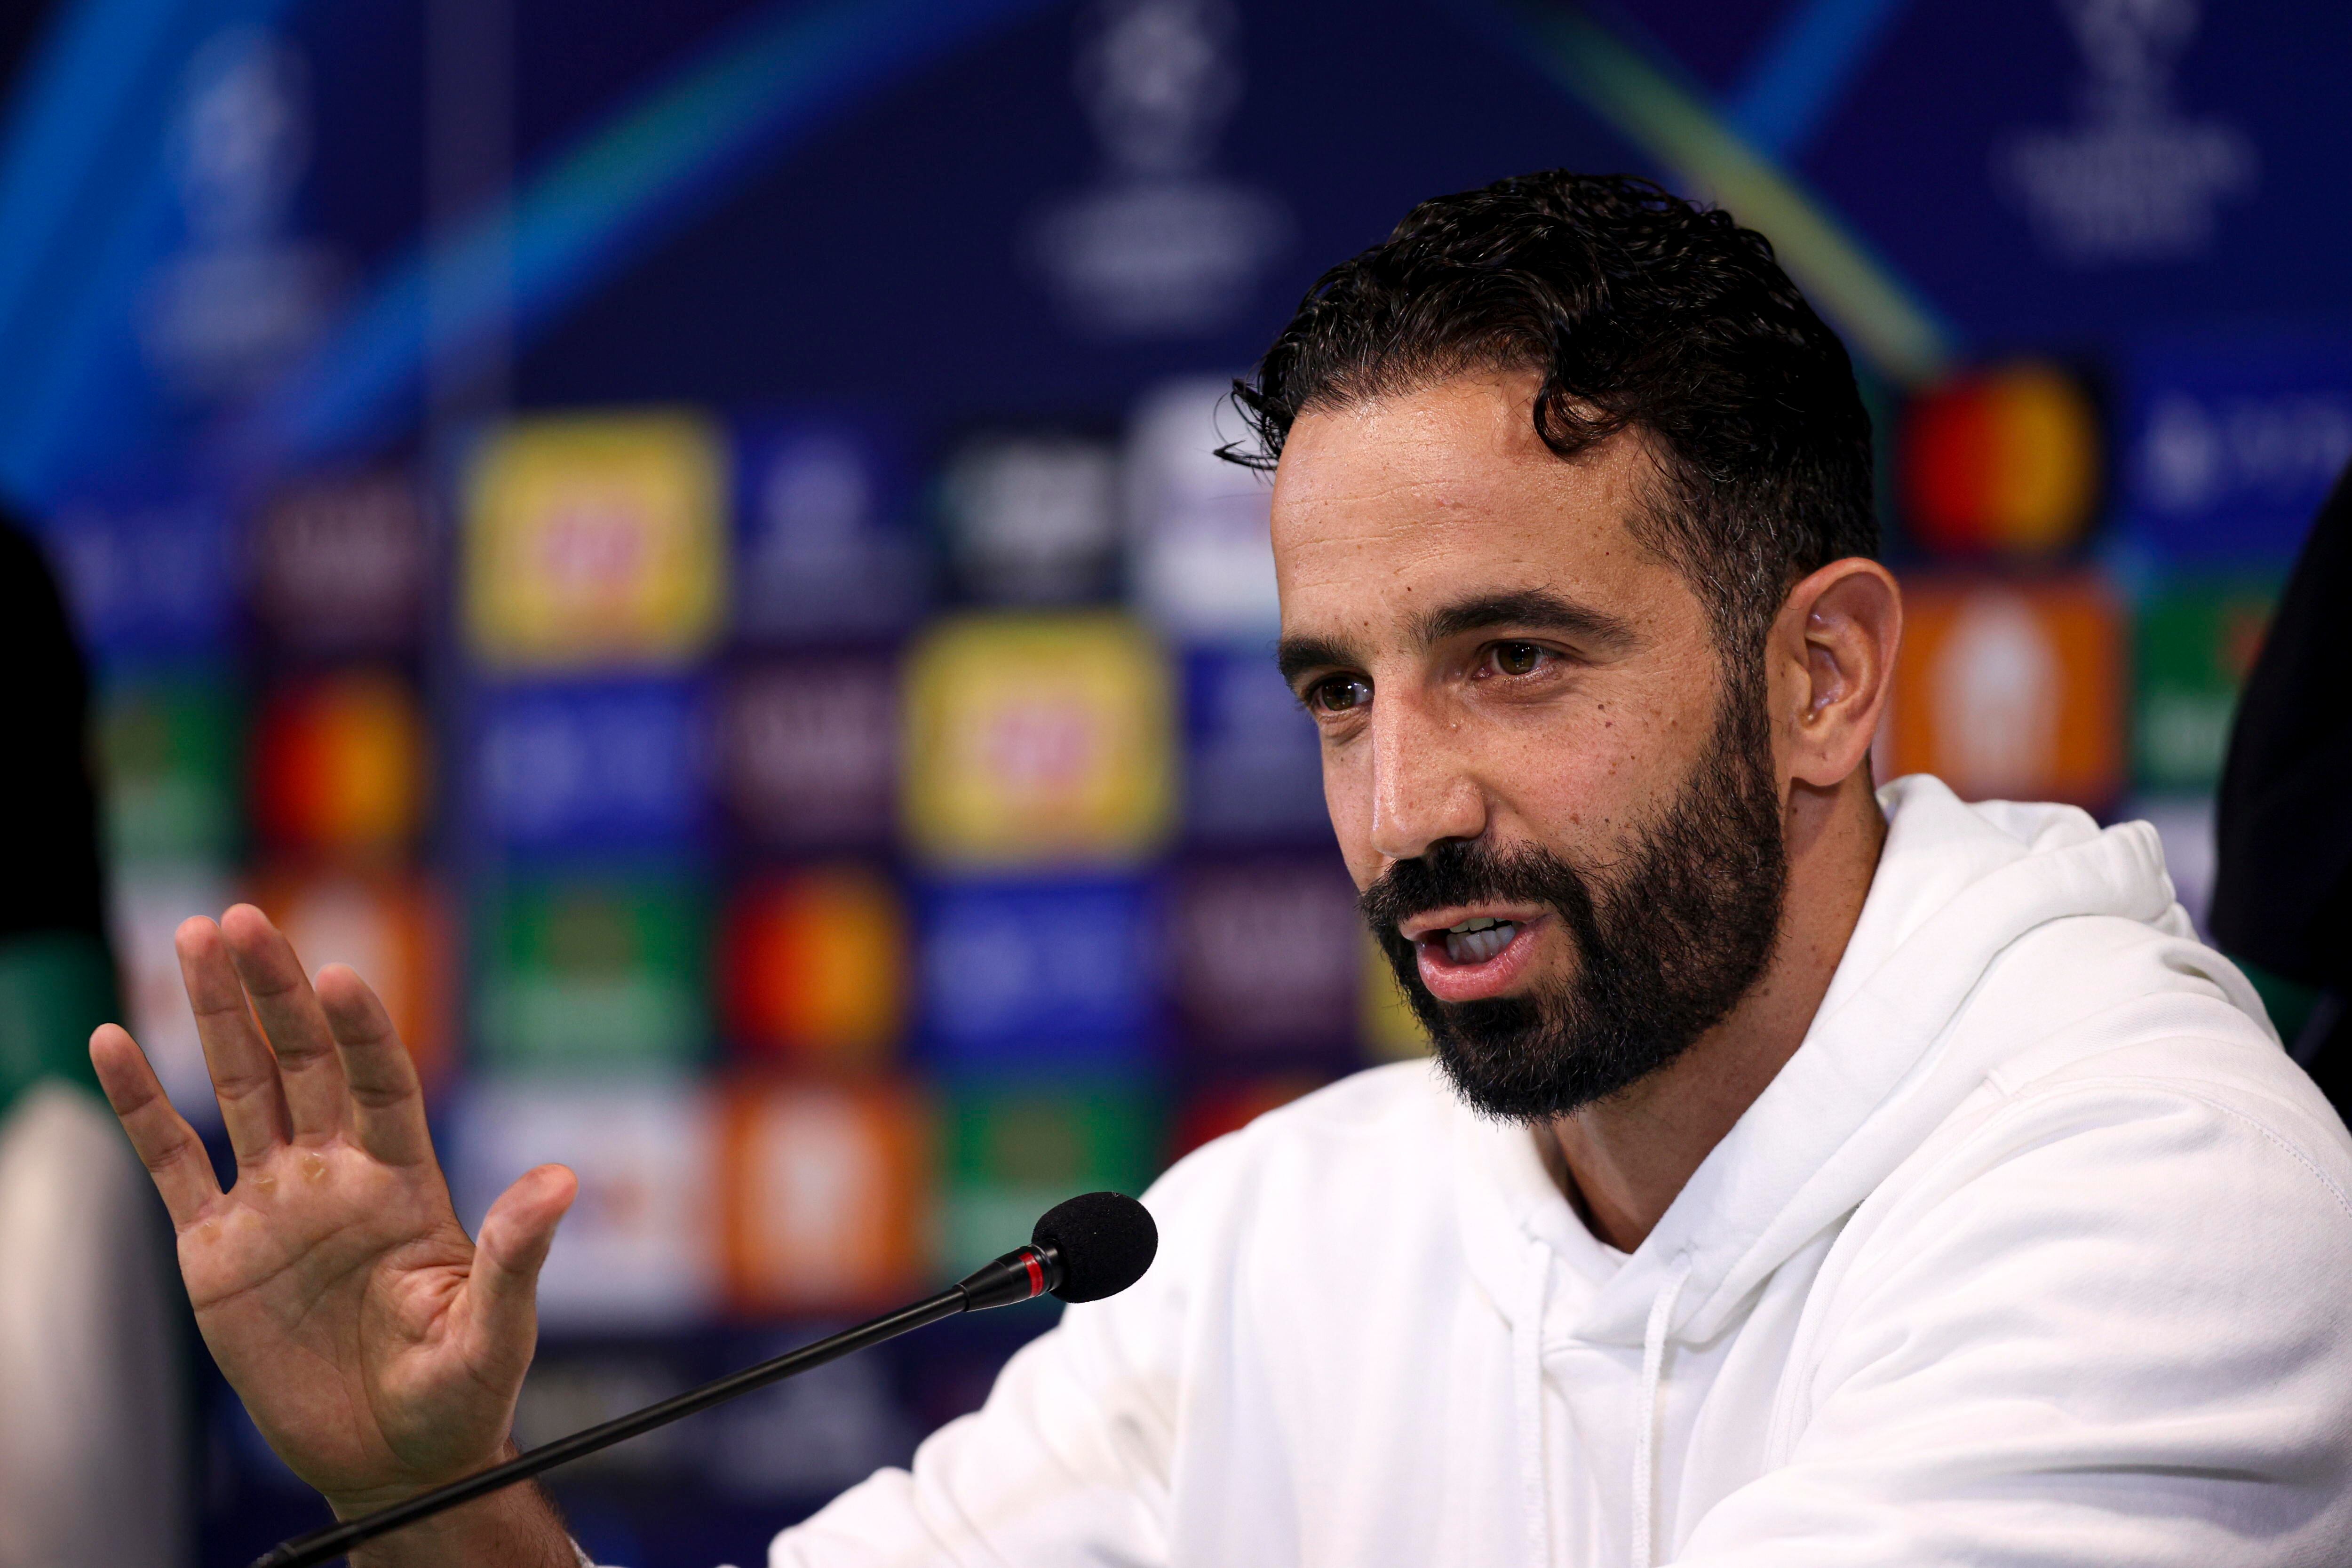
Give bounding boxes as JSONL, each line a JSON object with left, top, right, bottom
{"left": 1032, "top": 1191, "right": 1157, "bottom": 1303}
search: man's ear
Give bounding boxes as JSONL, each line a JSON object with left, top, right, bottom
{"left": 1771, "top": 557, "right": 1901, "bottom": 789}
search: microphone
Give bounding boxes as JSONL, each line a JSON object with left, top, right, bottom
{"left": 250, "top": 1191, "right": 1157, "bottom": 1568}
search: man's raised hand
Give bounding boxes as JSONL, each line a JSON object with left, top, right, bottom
{"left": 87, "top": 904, "right": 577, "bottom": 1520}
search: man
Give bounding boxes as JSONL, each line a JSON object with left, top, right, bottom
{"left": 2213, "top": 460, "right": 2352, "bottom": 1098}
{"left": 0, "top": 509, "right": 185, "bottom": 1568}
{"left": 90, "top": 172, "right": 2352, "bottom": 1567}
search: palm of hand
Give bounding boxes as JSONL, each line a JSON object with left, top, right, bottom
{"left": 184, "top": 1143, "right": 506, "bottom": 1505}
{"left": 91, "top": 907, "right": 574, "bottom": 1515}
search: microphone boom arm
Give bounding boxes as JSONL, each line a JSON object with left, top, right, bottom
{"left": 251, "top": 1242, "right": 1068, "bottom": 1568}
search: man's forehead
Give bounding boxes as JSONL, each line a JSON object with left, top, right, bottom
{"left": 1270, "top": 380, "right": 1661, "bottom": 562}
{"left": 1268, "top": 378, "right": 1677, "bottom": 653}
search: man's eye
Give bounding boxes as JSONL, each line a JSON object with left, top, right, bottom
{"left": 1492, "top": 641, "right": 1545, "bottom": 677}
{"left": 1306, "top": 676, "right": 1371, "bottom": 714}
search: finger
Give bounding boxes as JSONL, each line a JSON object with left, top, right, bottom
{"left": 220, "top": 904, "right": 350, "bottom": 1143}
{"left": 315, "top": 963, "right": 432, "bottom": 1166}
{"left": 467, "top": 1165, "right": 576, "bottom": 1383}
{"left": 89, "top": 1023, "right": 223, "bottom": 1227}
{"left": 174, "top": 916, "right": 288, "bottom": 1169}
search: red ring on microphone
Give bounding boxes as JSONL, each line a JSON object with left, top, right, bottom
{"left": 1021, "top": 1249, "right": 1045, "bottom": 1298}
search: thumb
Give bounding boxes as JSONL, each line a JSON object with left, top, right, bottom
{"left": 469, "top": 1163, "right": 577, "bottom": 1369}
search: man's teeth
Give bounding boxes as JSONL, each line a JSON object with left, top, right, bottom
{"left": 1442, "top": 921, "right": 1516, "bottom": 964}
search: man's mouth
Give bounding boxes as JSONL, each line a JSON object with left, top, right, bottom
{"left": 1440, "top": 916, "right": 1516, "bottom": 963}
{"left": 1403, "top": 909, "right": 1548, "bottom": 1003}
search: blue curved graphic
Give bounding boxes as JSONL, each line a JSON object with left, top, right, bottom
{"left": 0, "top": 0, "right": 1054, "bottom": 505}
{"left": 0, "top": 0, "right": 301, "bottom": 505}
{"left": 245, "top": 0, "right": 1057, "bottom": 471}
{"left": 1728, "top": 0, "right": 1915, "bottom": 158}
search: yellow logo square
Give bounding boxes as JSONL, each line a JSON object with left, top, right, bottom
{"left": 464, "top": 411, "right": 726, "bottom": 669}
{"left": 903, "top": 612, "right": 1174, "bottom": 866}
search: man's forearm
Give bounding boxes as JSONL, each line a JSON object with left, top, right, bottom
{"left": 338, "top": 1471, "right": 579, "bottom": 1568}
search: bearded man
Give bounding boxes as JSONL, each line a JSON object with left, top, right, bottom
{"left": 90, "top": 172, "right": 2352, "bottom": 1568}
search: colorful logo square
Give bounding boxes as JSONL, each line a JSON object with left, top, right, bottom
{"left": 1182, "top": 644, "right": 1326, "bottom": 844}
{"left": 251, "top": 669, "right": 428, "bottom": 859}
{"left": 452, "top": 1079, "right": 718, "bottom": 1329}
{"left": 1127, "top": 378, "right": 1280, "bottom": 639}
{"left": 903, "top": 612, "right": 1173, "bottom": 868}
{"left": 716, "top": 657, "right": 898, "bottom": 849}
{"left": 1168, "top": 856, "right": 1360, "bottom": 1055}
{"left": 245, "top": 868, "right": 451, "bottom": 1091}
{"left": 917, "top": 877, "right": 1155, "bottom": 1068}
{"left": 473, "top": 876, "right": 708, "bottom": 1074}
{"left": 97, "top": 674, "right": 241, "bottom": 864}
{"left": 733, "top": 417, "right": 927, "bottom": 641}
{"left": 938, "top": 1082, "right": 1157, "bottom": 1277}
{"left": 42, "top": 484, "right": 233, "bottom": 662}
{"left": 719, "top": 1078, "right": 933, "bottom": 1316}
{"left": 938, "top": 434, "right": 1120, "bottom": 605}
{"left": 2118, "top": 331, "right": 2352, "bottom": 561}
{"left": 246, "top": 470, "right": 428, "bottom": 654}
{"left": 2133, "top": 575, "right": 2276, "bottom": 792}
{"left": 1885, "top": 575, "right": 2126, "bottom": 809}
{"left": 471, "top": 679, "right": 702, "bottom": 851}
{"left": 1899, "top": 363, "right": 2102, "bottom": 557}
{"left": 721, "top": 867, "right": 907, "bottom": 1072}
{"left": 463, "top": 412, "right": 726, "bottom": 670}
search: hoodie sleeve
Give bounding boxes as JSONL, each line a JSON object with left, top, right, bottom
{"left": 1671, "top": 1074, "right": 2352, "bottom": 1568}
{"left": 762, "top": 1139, "right": 1242, "bottom": 1568}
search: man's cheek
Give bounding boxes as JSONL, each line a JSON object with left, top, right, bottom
{"left": 1481, "top": 761, "right": 1613, "bottom": 849}
{"left": 1502, "top": 711, "right": 1678, "bottom": 836}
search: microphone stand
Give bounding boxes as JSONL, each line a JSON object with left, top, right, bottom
{"left": 251, "top": 1244, "right": 1059, "bottom": 1568}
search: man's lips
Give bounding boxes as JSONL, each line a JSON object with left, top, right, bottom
{"left": 1396, "top": 904, "right": 1550, "bottom": 944}
{"left": 1403, "top": 907, "right": 1550, "bottom": 1004}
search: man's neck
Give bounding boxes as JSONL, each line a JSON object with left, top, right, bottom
{"left": 1546, "top": 772, "right": 1888, "bottom": 1253}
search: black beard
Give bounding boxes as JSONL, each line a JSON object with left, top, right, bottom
{"left": 1358, "top": 664, "right": 1789, "bottom": 1123}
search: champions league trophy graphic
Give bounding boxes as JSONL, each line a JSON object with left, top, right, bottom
{"left": 2000, "top": 0, "right": 2258, "bottom": 266}
{"left": 1030, "top": 0, "right": 1292, "bottom": 337}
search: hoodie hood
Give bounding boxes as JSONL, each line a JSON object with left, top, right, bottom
{"left": 1455, "top": 773, "right": 2270, "bottom": 1353}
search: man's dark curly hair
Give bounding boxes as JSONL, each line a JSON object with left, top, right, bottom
{"left": 1230, "top": 170, "right": 1876, "bottom": 656}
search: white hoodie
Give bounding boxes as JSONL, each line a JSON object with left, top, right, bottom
{"left": 769, "top": 778, "right": 2352, "bottom": 1567}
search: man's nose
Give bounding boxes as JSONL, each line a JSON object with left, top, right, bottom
{"left": 1368, "top": 690, "right": 1487, "bottom": 863}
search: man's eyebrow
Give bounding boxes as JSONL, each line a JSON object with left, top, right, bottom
{"left": 1413, "top": 589, "right": 1637, "bottom": 650}
{"left": 1276, "top": 635, "right": 1356, "bottom": 687}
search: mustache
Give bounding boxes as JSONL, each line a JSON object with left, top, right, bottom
{"left": 1358, "top": 838, "right": 1600, "bottom": 950}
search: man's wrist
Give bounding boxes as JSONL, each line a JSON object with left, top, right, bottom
{"left": 336, "top": 1465, "right": 576, "bottom": 1568}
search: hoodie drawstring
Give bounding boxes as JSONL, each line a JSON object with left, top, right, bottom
{"left": 1515, "top": 1241, "right": 1551, "bottom": 1567}
{"left": 1630, "top": 1255, "right": 1693, "bottom": 1568}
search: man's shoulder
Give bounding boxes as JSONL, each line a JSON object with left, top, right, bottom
{"left": 1964, "top": 912, "right": 2349, "bottom": 1167}
{"left": 1864, "top": 913, "right": 2352, "bottom": 1263}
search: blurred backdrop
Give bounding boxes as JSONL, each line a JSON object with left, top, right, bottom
{"left": 0, "top": 0, "right": 2346, "bottom": 1563}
